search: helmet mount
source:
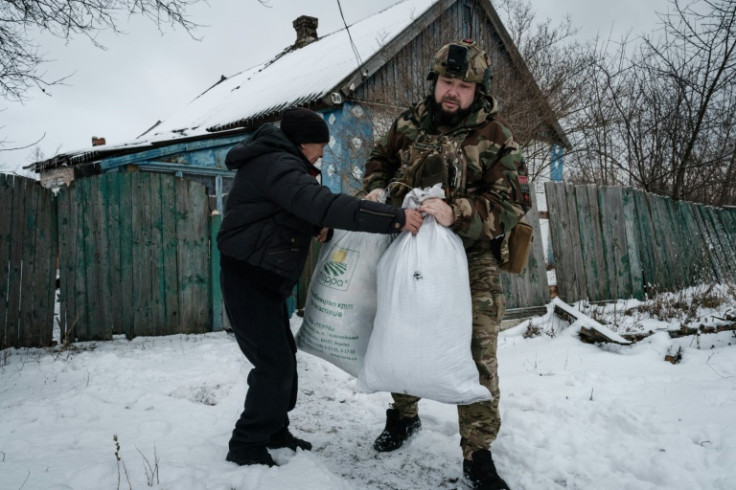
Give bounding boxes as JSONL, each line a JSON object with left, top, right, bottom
{"left": 428, "top": 39, "right": 492, "bottom": 93}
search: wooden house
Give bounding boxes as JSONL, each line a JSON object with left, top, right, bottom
{"left": 28, "top": 0, "right": 568, "bottom": 208}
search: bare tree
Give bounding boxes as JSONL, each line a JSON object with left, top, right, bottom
{"left": 0, "top": 0, "right": 212, "bottom": 102}
{"left": 651, "top": 0, "right": 736, "bottom": 202}
{"left": 565, "top": 0, "right": 736, "bottom": 206}
{"left": 494, "top": 0, "right": 598, "bottom": 181}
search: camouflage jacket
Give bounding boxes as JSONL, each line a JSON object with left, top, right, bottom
{"left": 362, "top": 95, "right": 531, "bottom": 250}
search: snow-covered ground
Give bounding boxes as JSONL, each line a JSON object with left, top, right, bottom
{"left": 1, "top": 284, "right": 735, "bottom": 489}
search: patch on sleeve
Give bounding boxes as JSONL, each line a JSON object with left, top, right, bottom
{"left": 518, "top": 175, "right": 531, "bottom": 203}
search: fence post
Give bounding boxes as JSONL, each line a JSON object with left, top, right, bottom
{"left": 210, "top": 210, "right": 223, "bottom": 331}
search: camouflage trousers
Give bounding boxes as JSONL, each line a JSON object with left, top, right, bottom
{"left": 390, "top": 247, "right": 505, "bottom": 460}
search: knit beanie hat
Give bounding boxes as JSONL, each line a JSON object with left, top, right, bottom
{"left": 280, "top": 108, "right": 330, "bottom": 145}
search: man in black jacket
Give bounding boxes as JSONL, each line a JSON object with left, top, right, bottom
{"left": 217, "top": 107, "right": 423, "bottom": 467}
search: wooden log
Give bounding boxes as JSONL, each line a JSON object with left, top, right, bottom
{"left": 664, "top": 345, "right": 682, "bottom": 364}
{"left": 551, "top": 298, "right": 632, "bottom": 345}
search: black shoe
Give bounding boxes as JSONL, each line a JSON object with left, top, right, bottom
{"left": 226, "top": 447, "right": 277, "bottom": 467}
{"left": 373, "top": 408, "right": 422, "bottom": 452}
{"left": 463, "top": 449, "right": 510, "bottom": 490}
{"left": 267, "top": 427, "right": 313, "bottom": 451}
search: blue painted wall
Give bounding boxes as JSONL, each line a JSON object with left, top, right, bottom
{"left": 550, "top": 143, "right": 564, "bottom": 182}
{"left": 320, "top": 102, "right": 374, "bottom": 195}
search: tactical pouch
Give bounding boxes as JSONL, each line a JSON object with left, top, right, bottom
{"left": 501, "top": 220, "right": 533, "bottom": 274}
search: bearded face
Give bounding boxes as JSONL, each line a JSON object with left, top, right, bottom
{"left": 432, "top": 75, "right": 477, "bottom": 125}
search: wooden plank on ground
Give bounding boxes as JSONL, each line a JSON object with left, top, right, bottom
{"left": 551, "top": 298, "right": 631, "bottom": 345}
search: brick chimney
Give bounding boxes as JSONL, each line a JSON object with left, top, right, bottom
{"left": 92, "top": 136, "right": 106, "bottom": 146}
{"left": 293, "top": 15, "right": 318, "bottom": 48}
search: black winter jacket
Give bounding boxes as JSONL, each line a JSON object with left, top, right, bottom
{"left": 217, "top": 123, "right": 406, "bottom": 294}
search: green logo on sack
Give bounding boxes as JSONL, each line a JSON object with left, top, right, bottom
{"left": 318, "top": 248, "right": 358, "bottom": 291}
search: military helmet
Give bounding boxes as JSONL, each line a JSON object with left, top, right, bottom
{"left": 427, "top": 39, "right": 492, "bottom": 91}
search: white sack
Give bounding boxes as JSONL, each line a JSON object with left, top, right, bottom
{"left": 296, "top": 229, "right": 392, "bottom": 377}
{"left": 358, "top": 185, "right": 491, "bottom": 404}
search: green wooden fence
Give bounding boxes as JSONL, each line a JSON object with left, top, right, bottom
{"left": 546, "top": 183, "right": 736, "bottom": 303}
{"left": 0, "top": 174, "right": 57, "bottom": 349}
{"left": 57, "top": 173, "right": 213, "bottom": 342}
{"left": 1, "top": 173, "right": 218, "bottom": 349}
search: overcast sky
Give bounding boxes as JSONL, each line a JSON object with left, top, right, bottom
{"left": 0, "top": 0, "right": 671, "bottom": 173}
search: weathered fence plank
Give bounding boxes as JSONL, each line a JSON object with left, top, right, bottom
{"left": 0, "top": 175, "right": 56, "bottom": 349}
{"left": 696, "top": 205, "right": 726, "bottom": 283}
{"left": 576, "top": 185, "right": 608, "bottom": 301}
{"left": 503, "top": 186, "right": 550, "bottom": 308}
{"left": 704, "top": 207, "right": 736, "bottom": 283}
{"left": 647, "top": 194, "right": 674, "bottom": 290}
{"left": 175, "top": 177, "right": 211, "bottom": 334}
{"left": 104, "top": 174, "right": 123, "bottom": 334}
{"left": 6, "top": 177, "right": 25, "bottom": 345}
{"left": 161, "top": 175, "right": 181, "bottom": 334}
{"left": 545, "top": 182, "right": 585, "bottom": 302}
{"left": 598, "top": 187, "right": 630, "bottom": 300}
{"left": 132, "top": 173, "right": 152, "bottom": 336}
{"left": 632, "top": 191, "right": 655, "bottom": 291}
{"left": 0, "top": 175, "right": 12, "bottom": 347}
{"left": 690, "top": 202, "right": 720, "bottom": 283}
{"left": 117, "top": 173, "right": 135, "bottom": 338}
{"left": 674, "top": 202, "right": 702, "bottom": 285}
{"left": 621, "top": 188, "right": 644, "bottom": 299}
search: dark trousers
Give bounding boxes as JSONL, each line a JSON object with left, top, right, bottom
{"left": 220, "top": 265, "right": 298, "bottom": 456}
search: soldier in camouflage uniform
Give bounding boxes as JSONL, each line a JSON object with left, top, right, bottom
{"left": 362, "top": 40, "right": 531, "bottom": 490}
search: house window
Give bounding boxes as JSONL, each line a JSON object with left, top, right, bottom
{"left": 462, "top": 0, "right": 473, "bottom": 39}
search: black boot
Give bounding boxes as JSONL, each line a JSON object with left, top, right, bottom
{"left": 267, "top": 426, "right": 313, "bottom": 451}
{"left": 463, "top": 449, "right": 510, "bottom": 490}
{"left": 226, "top": 446, "right": 277, "bottom": 467}
{"left": 373, "top": 408, "right": 422, "bottom": 452}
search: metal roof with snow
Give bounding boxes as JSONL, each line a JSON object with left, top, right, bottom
{"left": 142, "top": 0, "right": 438, "bottom": 140}
{"left": 28, "top": 0, "right": 569, "bottom": 173}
